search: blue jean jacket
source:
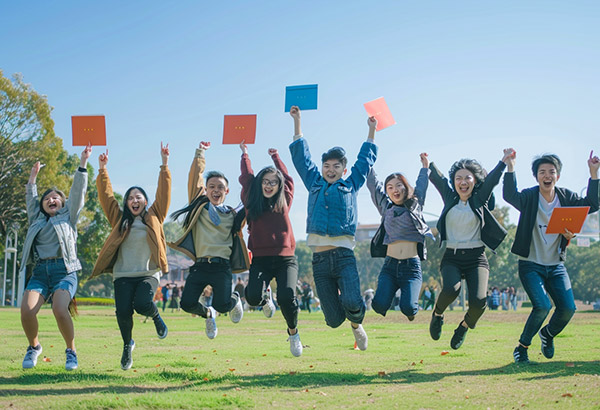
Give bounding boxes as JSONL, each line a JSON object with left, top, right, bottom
{"left": 290, "top": 137, "right": 377, "bottom": 237}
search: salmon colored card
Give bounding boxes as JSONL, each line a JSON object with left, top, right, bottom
{"left": 223, "top": 115, "right": 257, "bottom": 144}
{"left": 363, "top": 97, "right": 396, "bottom": 131}
{"left": 71, "top": 115, "right": 106, "bottom": 146}
{"left": 546, "top": 206, "right": 590, "bottom": 234}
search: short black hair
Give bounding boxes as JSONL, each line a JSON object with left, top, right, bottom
{"left": 205, "top": 170, "right": 229, "bottom": 186}
{"left": 531, "top": 154, "right": 562, "bottom": 178}
{"left": 321, "top": 146, "right": 347, "bottom": 168}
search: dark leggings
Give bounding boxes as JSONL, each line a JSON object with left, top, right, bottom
{"left": 114, "top": 276, "right": 159, "bottom": 344}
{"left": 434, "top": 247, "right": 489, "bottom": 329}
{"left": 180, "top": 261, "right": 236, "bottom": 317}
{"left": 245, "top": 255, "right": 299, "bottom": 330}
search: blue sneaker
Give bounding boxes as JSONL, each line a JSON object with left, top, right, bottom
{"left": 65, "top": 348, "right": 78, "bottom": 370}
{"left": 539, "top": 326, "right": 555, "bottom": 359}
{"left": 154, "top": 315, "right": 168, "bottom": 339}
{"left": 22, "top": 345, "right": 42, "bottom": 369}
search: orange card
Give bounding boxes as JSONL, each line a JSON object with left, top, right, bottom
{"left": 363, "top": 97, "right": 396, "bottom": 131}
{"left": 71, "top": 115, "right": 106, "bottom": 146}
{"left": 222, "top": 115, "right": 257, "bottom": 144}
{"left": 546, "top": 206, "right": 590, "bottom": 234}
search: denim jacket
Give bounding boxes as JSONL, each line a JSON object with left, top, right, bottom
{"left": 20, "top": 168, "right": 88, "bottom": 279}
{"left": 290, "top": 137, "right": 377, "bottom": 236}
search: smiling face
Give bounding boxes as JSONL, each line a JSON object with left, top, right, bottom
{"left": 321, "top": 159, "right": 346, "bottom": 184}
{"left": 126, "top": 188, "right": 148, "bottom": 216}
{"left": 454, "top": 168, "right": 476, "bottom": 201}
{"left": 41, "top": 191, "right": 64, "bottom": 216}
{"left": 206, "top": 176, "right": 229, "bottom": 206}
{"left": 536, "top": 163, "right": 559, "bottom": 195}
{"left": 386, "top": 177, "right": 407, "bottom": 205}
{"left": 261, "top": 171, "right": 280, "bottom": 199}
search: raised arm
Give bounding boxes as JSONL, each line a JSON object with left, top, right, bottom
{"left": 26, "top": 162, "right": 42, "bottom": 223}
{"left": 149, "top": 142, "right": 172, "bottom": 222}
{"left": 289, "top": 107, "right": 321, "bottom": 189}
{"left": 501, "top": 148, "right": 524, "bottom": 211}
{"left": 239, "top": 141, "right": 254, "bottom": 206}
{"left": 188, "top": 141, "right": 209, "bottom": 202}
{"left": 568, "top": 150, "right": 600, "bottom": 212}
{"left": 475, "top": 158, "right": 507, "bottom": 204}
{"left": 346, "top": 116, "right": 379, "bottom": 191}
{"left": 270, "top": 148, "right": 294, "bottom": 206}
{"left": 414, "top": 153, "right": 430, "bottom": 205}
{"left": 68, "top": 143, "right": 91, "bottom": 226}
{"left": 96, "top": 149, "right": 123, "bottom": 228}
{"left": 291, "top": 106, "right": 302, "bottom": 141}
{"left": 366, "top": 167, "right": 389, "bottom": 216}
{"left": 428, "top": 160, "right": 453, "bottom": 200}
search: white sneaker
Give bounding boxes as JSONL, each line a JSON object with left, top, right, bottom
{"left": 287, "top": 331, "right": 303, "bottom": 357}
{"left": 262, "top": 286, "right": 276, "bottom": 319}
{"left": 205, "top": 306, "right": 218, "bottom": 339}
{"left": 352, "top": 324, "right": 368, "bottom": 351}
{"left": 229, "top": 291, "right": 244, "bottom": 324}
{"left": 22, "top": 345, "right": 42, "bottom": 369}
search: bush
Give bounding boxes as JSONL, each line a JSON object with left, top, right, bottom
{"left": 76, "top": 297, "right": 115, "bottom": 306}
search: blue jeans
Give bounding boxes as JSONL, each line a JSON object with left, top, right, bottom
{"left": 518, "top": 260, "right": 576, "bottom": 346}
{"left": 372, "top": 257, "right": 422, "bottom": 318}
{"left": 26, "top": 259, "right": 78, "bottom": 301}
{"left": 312, "top": 248, "right": 365, "bottom": 328}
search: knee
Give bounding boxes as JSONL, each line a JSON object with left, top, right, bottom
{"left": 179, "top": 299, "right": 195, "bottom": 313}
{"left": 52, "top": 304, "right": 70, "bottom": 321}
{"left": 470, "top": 298, "right": 487, "bottom": 312}
{"left": 371, "top": 300, "right": 387, "bottom": 316}
{"left": 400, "top": 304, "right": 418, "bottom": 318}
{"left": 325, "top": 315, "right": 345, "bottom": 329}
{"left": 133, "top": 300, "right": 154, "bottom": 316}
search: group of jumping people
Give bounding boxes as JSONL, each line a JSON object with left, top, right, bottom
{"left": 19, "top": 106, "right": 599, "bottom": 371}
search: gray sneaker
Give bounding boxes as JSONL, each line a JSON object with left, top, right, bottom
{"left": 65, "top": 348, "right": 78, "bottom": 370}
{"left": 121, "top": 340, "right": 135, "bottom": 370}
{"left": 22, "top": 345, "right": 42, "bottom": 369}
{"left": 352, "top": 324, "right": 368, "bottom": 351}
{"left": 262, "top": 286, "right": 276, "bottom": 319}
{"left": 287, "top": 331, "right": 303, "bottom": 357}
{"left": 205, "top": 306, "right": 218, "bottom": 339}
{"left": 229, "top": 291, "right": 244, "bottom": 324}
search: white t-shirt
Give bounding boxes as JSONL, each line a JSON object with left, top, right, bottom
{"left": 522, "top": 193, "right": 561, "bottom": 266}
{"left": 444, "top": 201, "right": 484, "bottom": 249}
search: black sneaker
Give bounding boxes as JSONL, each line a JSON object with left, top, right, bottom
{"left": 154, "top": 315, "right": 168, "bottom": 339}
{"left": 450, "top": 322, "right": 468, "bottom": 350}
{"left": 121, "top": 340, "right": 135, "bottom": 370}
{"left": 539, "top": 326, "right": 555, "bottom": 359}
{"left": 513, "top": 345, "right": 530, "bottom": 364}
{"left": 429, "top": 313, "right": 444, "bottom": 340}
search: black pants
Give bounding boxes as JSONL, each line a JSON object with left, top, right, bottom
{"left": 245, "top": 255, "right": 299, "bottom": 329}
{"left": 435, "top": 247, "right": 489, "bottom": 329}
{"left": 114, "top": 276, "right": 159, "bottom": 344}
{"left": 181, "top": 260, "right": 236, "bottom": 317}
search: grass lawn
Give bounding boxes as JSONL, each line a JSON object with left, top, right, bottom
{"left": 1, "top": 305, "right": 599, "bottom": 409}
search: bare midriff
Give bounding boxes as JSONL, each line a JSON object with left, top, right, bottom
{"left": 387, "top": 240, "right": 419, "bottom": 260}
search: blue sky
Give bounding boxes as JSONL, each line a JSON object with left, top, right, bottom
{"left": 2, "top": 1, "right": 599, "bottom": 236}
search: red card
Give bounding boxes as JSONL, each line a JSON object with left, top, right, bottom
{"left": 546, "top": 206, "right": 590, "bottom": 234}
{"left": 363, "top": 97, "right": 396, "bottom": 131}
{"left": 71, "top": 115, "right": 106, "bottom": 146}
{"left": 222, "top": 115, "right": 257, "bottom": 144}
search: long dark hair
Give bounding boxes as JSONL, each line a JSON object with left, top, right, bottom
{"left": 119, "top": 186, "right": 149, "bottom": 233}
{"left": 383, "top": 173, "right": 415, "bottom": 205}
{"left": 39, "top": 188, "right": 67, "bottom": 218}
{"left": 171, "top": 171, "right": 229, "bottom": 229}
{"left": 246, "top": 166, "right": 286, "bottom": 221}
{"left": 448, "top": 159, "right": 487, "bottom": 192}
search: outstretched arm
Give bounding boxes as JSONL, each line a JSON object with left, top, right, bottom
{"left": 270, "top": 148, "right": 294, "bottom": 206}
{"left": 289, "top": 107, "right": 321, "bottom": 189}
{"left": 68, "top": 143, "right": 91, "bottom": 225}
{"left": 290, "top": 106, "right": 302, "bottom": 140}
{"left": 96, "top": 149, "right": 123, "bottom": 227}
{"left": 428, "top": 159, "right": 453, "bottom": 200}
{"left": 26, "top": 162, "right": 43, "bottom": 223}
{"left": 151, "top": 142, "right": 172, "bottom": 222}
{"left": 188, "top": 141, "right": 209, "bottom": 202}
{"left": 239, "top": 141, "right": 254, "bottom": 205}
{"left": 366, "top": 167, "right": 388, "bottom": 216}
{"left": 414, "top": 153, "right": 430, "bottom": 205}
{"left": 346, "top": 116, "right": 379, "bottom": 190}
{"left": 501, "top": 148, "right": 524, "bottom": 211}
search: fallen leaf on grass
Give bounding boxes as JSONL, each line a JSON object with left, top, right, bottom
{"left": 203, "top": 378, "right": 209, "bottom": 381}
{"left": 194, "top": 368, "right": 198, "bottom": 372}
{"left": 229, "top": 368, "right": 236, "bottom": 372}
{"left": 193, "top": 357, "right": 197, "bottom": 360}
{"left": 50, "top": 345, "right": 54, "bottom": 348}
{"left": 565, "top": 362, "right": 575, "bottom": 368}
{"left": 562, "top": 393, "right": 573, "bottom": 398}
{"left": 309, "top": 365, "right": 314, "bottom": 368}
{"left": 262, "top": 354, "right": 267, "bottom": 356}
{"left": 43, "top": 357, "right": 51, "bottom": 362}
{"left": 304, "top": 389, "right": 309, "bottom": 392}
{"left": 133, "top": 370, "right": 137, "bottom": 373}
{"left": 155, "top": 364, "right": 160, "bottom": 367}
{"left": 213, "top": 350, "right": 217, "bottom": 353}
{"left": 289, "top": 371, "right": 297, "bottom": 375}
{"left": 420, "top": 360, "right": 423, "bottom": 364}
{"left": 378, "top": 371, "right": 386, "bottom": 377}
{"left": 465, "top": 396, "right": 469, "bottom": 399}
{"left": 441, "top": 351, "right": 449, "bottom": 356}
{"left": 411, "top": 362, "right": 416, "bottom": 366}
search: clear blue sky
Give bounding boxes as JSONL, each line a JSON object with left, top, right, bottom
{"left": 2, "top": 1, "right": 600, "bottom": 236}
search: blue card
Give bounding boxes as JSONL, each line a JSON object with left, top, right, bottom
{"left": 285, "top": 84, "right": 318, "bottom": 112}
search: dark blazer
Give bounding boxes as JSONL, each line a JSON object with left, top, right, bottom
{"left": 503, "top": 172, "right": 599, "bottom": 261}
{"left": 429, "top": 161, "right": 507, "bottom": 251}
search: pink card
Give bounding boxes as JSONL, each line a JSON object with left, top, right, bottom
{"left": 363, "top": 97, "right": 395, "bottom": 131}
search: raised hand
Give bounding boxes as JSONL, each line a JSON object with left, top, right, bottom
{"left": 367, "top": 116, "right": 377, "bottom": 130}
{"left": 289, "top": 106, "right": 301, "bottom": 121}
{"left": 29, "top": 161, "right": 43, "bottom": 184}
{"left": 161, "top": 142, "right": 170, "bottom": 165}
{"left": 588, "top": 150, "right": 599, "bottom": 179}
{"left": 268, "top": 148, "right": 278, "bottom": 157}
{"left": 98, "top": 150, "right": 109, "bottom": 169}
{"left": 420, "top": 152, "right": 429, "bottom": 169}
{"left": 240, "top": 140, "right": 248, "bottom": 155}
{"left": 199, "top": 141, "right": 211, "bottom": 151}
{"left": 80, "top": 142, "right": 92, "bottom": 168}
{"left": 503, "top": 148, "right": 516, "bottom": 171}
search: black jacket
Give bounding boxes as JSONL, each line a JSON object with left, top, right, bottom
{"left": 429, "top": 161, "right": 507, "bottom": 251}
{"left": 503, "top": 172, "right": 599, "bottom": 261}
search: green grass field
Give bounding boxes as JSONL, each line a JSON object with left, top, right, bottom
{"left": 1, "top": 305, "right": 599, "bottom": 409}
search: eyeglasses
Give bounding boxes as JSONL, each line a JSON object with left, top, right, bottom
{"left": 262, "top": 179, "right": 279, "bottom": 187}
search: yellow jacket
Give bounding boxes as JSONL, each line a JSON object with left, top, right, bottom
{"left": 91, "top": 165, "right": 171, "bottom": 278}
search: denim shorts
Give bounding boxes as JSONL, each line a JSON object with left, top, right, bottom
{"left": 26, "top": 258, "right": 78, "bottom": 301}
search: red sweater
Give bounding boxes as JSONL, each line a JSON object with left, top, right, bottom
{"left": 239, "top": 153, "right": 296, "bottom": 257}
